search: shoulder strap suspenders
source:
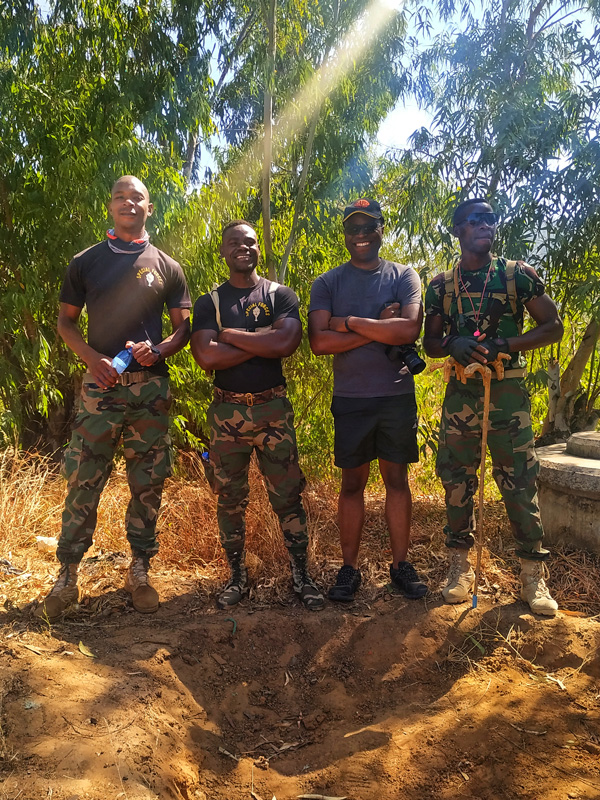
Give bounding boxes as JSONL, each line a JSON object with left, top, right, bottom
{"left": 442, "top": 267, "right": 455, "bottom": 320}
{"left": 210, "top": 281, "right": 281, "bottom": 332}
{"left": 209, "top": 284, "right": 223, "bottom": 331}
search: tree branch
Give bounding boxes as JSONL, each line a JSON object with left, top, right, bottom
{"left": 183, "top": 11, "right": 258, "bottom": 180}
{"left": 262, "top": 0, "right": 277, "bottom": 281}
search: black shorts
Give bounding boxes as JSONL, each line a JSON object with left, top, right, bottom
{"left": 331, "top": 394, "right": 419, "bottom": 469}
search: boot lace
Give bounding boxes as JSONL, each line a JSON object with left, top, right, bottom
{"left": 524, "top": 562, "right": 551, "bottom": 594}
{"left": 49, "top": 564, "right": 72, "bottom": 595}
{"left": 335, "top": 564, "right": 360, "bottom": 586}
{"left": 447, "top": 552, "right": 467, "bottom": 583}
{"left": 131, "top": 558, "right": 150, "bottom": 585}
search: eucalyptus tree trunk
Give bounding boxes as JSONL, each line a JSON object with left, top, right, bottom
{"left": 262, "top": 0, "right": 278, "bottom": 281}
{"left": 278, "top": 105, "right": 319, "bottom": 286}
{"left": 543, "top": 318, "right": 600, "bottom": 435}
{"left": 545, "top": 358, "right": 560, "bottom": 428}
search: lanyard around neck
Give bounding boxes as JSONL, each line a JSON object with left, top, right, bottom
{"left": 454, "top": 258, "right": 496, "bottom": 336}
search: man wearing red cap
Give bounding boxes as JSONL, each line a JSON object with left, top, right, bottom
{"left": 308, "top": 199, "right": 427, "bottom": 601}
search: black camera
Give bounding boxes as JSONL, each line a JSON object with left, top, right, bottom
{"left": 386, "top": 345, "right": 426, "bottom": 375}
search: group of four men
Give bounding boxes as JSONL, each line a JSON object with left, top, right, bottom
{"left": 35, "top": 176, "right": 563, "bottom": 622}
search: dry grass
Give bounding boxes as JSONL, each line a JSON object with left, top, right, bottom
{"left": 0, "top": 449, "right": 65, "bottom": 550}
{"left": 0, "top": 449, "right": 599, "bottom": 615}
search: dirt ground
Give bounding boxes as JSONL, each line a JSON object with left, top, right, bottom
{"left": 1, "top": 543, "right": 600, "bottom": 800}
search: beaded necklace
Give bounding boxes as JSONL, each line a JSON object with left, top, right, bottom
{"left": 454, "top": 258, "right": 496, "bottom": 336}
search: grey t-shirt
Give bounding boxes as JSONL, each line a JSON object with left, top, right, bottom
{"left": 309, "top": 259, "right": 422, "bottom": 397}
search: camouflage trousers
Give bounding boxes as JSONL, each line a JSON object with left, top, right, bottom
{"left": 57, "top": 375, "right": 172, "bottom": 564}
{"left": 436, "top": 377, "right": 547, "bottom": 560}
{"left": 205, "top": 396, "right": 309, "bottom": 557}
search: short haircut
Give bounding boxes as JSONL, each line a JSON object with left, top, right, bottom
{"left": 453, "top": 197, "right": 492, "bottom": 226}
{"left": 111, "top": 175, "right": 148, "bottom": 199}
{"left": 222, "top": 219, "right": 255, "bottom": 240}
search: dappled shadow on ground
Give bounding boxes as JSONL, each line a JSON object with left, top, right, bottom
{"left": 1, "top": 573, "right": 600, "bottom": 800}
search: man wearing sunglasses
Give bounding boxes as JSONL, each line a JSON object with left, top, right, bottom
{"left": 423, "top": 197, "right": 563, "bottom": 615}
{"left": 309, "top": 198, "right": 427, "bottom": 602}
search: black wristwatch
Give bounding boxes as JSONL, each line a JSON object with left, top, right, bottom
{"left": 149, "top": 344, "right": 162, "bottom": 361}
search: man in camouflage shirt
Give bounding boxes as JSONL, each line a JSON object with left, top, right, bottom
{"left": 423, "top": 198, "right": 563, "bottom": 616}
{"left": 190, "top": 221, "right": 324, "bottom": 611}
{"left": 36, "top": 176, "right": 191, "bottom": 621}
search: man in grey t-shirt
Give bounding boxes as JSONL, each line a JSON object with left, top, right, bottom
{"left": 308, "top": 198, "right": 427, "bottom": 602}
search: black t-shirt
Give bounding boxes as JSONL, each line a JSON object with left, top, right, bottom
{"left": 192, "top": 277, "right": 300, "bottom": 392}
{"left": 60, "top": 241, "right": 191, "bottom": 376}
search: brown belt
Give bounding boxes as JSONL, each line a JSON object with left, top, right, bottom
{"left": 213, "top": 385, "right": 286, "bottom": 407}
{"left": 84, "top": 370, "right": 155, "bottom": 386}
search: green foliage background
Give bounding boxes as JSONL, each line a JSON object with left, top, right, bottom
{"left": 1, "top": 0, "right": 600, "bottom": 477}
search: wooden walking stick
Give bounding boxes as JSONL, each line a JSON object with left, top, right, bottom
{"left": 430, "top": 353, "right": 510, "bottom": 609}
{"left": 463, "top": 362, "right": 491, "bottom": 609}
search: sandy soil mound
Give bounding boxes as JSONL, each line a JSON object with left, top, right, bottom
{"left": 1, "top": 456, "right": 599, "bottom": 798}
{"left": 1, "top": 567, "right": 600, "bottom": 800}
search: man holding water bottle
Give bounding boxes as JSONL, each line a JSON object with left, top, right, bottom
{"left": 35, "top": 176, "right": 191, "bottom": 621}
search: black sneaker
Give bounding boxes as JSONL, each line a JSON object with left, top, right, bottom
{"left": 328, "top": 565, "right": 362, "bottom": 602}
{"left": 390, "top": 562, "right": 427, "bottom": 599}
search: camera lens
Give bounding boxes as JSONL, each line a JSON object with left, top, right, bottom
{"left": 401, "top": 348, "right": 426, "bottom": 375}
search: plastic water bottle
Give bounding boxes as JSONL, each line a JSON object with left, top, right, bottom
{"left": 112, "top": 347, "right": 133, "bottom": 374}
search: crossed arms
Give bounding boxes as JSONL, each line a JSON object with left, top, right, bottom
{"left": 190, "top": 318, "right": 302, "bottom": 371}
{"left": 308, "top": 302, "right": 423, "bottom": 355}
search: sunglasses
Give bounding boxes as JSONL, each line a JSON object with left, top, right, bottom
{"left": 344, "top": 222, "right": 382, "bottom": 236}
{"left": 459, "top": 212, "right": 499, "bottom": 227}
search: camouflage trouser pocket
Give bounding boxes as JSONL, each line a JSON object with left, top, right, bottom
{"left": 60, "top": 442, "right": 79, "bottom": 482}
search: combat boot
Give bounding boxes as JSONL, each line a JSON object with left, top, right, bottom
{"left": 289, "top": 552, "right": 324, "bottom": 611}
{"left": 124, "top": 556, "right": 159, "bottom": 613}
{"left": 519, "top": 559, "right": 558, "bottom": 616}
{"left": 35, "top": 563, "right": 80, "bottom": 621}
{"left": 442, "top": 549, "right": 475, "bottom": 604}
{"left": 217, "top": 550, "right": 248, "bottom": 609}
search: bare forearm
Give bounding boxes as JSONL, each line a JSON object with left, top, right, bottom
{"left": 190, "top": 339, "right": 254, "bottom": 371}
{"left": 346, "top": 316, "right": 421, "bottom": 346}
{"left": 423, "top": 335, "right": 446, "bottom": 359}
{"left": 309, "top": 329, "right": 371, "bottom": 355}
{"left": 506, "top": 319, "right": 563, "bottom": 353}
{"left": 156, "top": 320, "right": 190, "bottom": 359}
{"left": 57, "top": 317, "right": 102, "bottom": 366}
{"left": 219, "top": 328, "right": 299, "bottom": 358}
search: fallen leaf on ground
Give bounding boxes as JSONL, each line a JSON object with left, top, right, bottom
{"left": 297, "top": 795, "right": 348, "bottom": 799}
{"left": 509, "top": 722, "right": 547, "bottom": 735}
{"left": 218, "top": 746, "right": 239, "bottom": 762}
{"left": 78, "top": 641, "right": 97, "bottom": 659}
{"left": 545, "top": 674, "right": 566, "bottom": 690}
{"left": 22, "top": 644, "right": 45, "bottom": 655}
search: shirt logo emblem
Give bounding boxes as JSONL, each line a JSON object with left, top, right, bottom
{"left": 245, "top": 302, "right": 271, "bottom": 325}
{"left": 136, "top": 267, "right": 164, "bottom": 287}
